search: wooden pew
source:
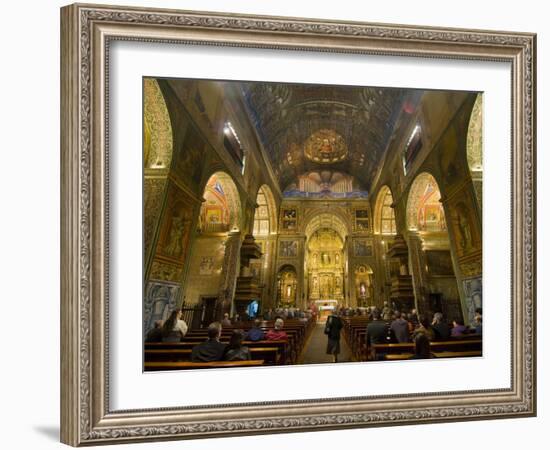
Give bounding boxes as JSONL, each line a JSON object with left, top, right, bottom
{"left": 385, "top": 350, "right": 482, "bottom": 360}
{"left": 146, "top": 317, "right": 315, "bottom": 366}
{"left": 182, "top": 330, "right": 299, "bottom": 363}
{"left": 371, "top": 339, "right": 482, "bottom": 360}
{"left": 145, "top": 347, "right": 280, "bottom": 365}
{"left": 144, "top": 360, "right": 265, "bottom": 371}
{"left": 145, "top": 340, "right": 288, "bottom": 364}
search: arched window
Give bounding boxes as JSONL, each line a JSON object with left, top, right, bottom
{"left": 253, "top": 190, "right": 270, "bottom": 236}
{"left": 253, "top": 185, "right": 277, "bottom": 237}
{"left": 374, "top": 186, "right": 397, "bottom": 235}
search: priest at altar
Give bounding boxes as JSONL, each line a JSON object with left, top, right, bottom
{"left": 315, "top": 299, "right": 339, "bottom": 320}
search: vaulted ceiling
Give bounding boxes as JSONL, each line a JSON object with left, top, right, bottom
{"left": 239, "top": 82, "right": 408, "bottom": 193}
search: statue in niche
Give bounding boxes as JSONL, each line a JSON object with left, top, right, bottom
{"left": 312, "top": 253, "right": 318, "bottom": 267}
{"left": 165, "top": 214, "right": 186, "bottom": 257}
{"left": 312, "top": 276, "right": 318, "bottom": 291}
{"left": 457, "top": 210, "right": 473, "bottom": 252}
{"left": 335, "top": 277, "right": 341, "bottom": 289}
{"left": 322, "top": 252, "right": 331, "bottom": 266}
{"left": 335, "top": 253, "right": 340, "bottom": 265}
{"left": 359, "top": 282, "right": 366, "bottom": 297}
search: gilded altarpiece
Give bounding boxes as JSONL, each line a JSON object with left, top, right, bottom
{"left": 307, "top": 229, "right": 344, "bottom": 301}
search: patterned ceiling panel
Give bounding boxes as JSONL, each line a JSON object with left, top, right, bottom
{"left": 240, "top": 82, "right": 407, "bottom": 192}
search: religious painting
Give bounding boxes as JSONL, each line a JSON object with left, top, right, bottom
{"left": 355, "top": 209, "right": 370, "bottom": 231}
{"left": 156, "top": 182, "right": 194, "bottom": 263}
{"left": 149, "top": 259, "right": 184, "bottom": 282}
{"left": 281, "top": 208, "right": 297, "bottom": 230}
{"left": 353, "top": 240, "right": 373, "bottom": 257}
{"left": 304, "top": 129, "right": 348, "bottom": 163}
{"left": 451, "top": 200, "right": 479, "bottom": 258}
{"left": 279, "top": 240, "right": 298, "bottom": 258}
{"left": 199, "top": 256, "right": 215, "bottom": 275}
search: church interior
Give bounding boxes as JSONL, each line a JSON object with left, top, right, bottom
{"left": 143, "top": 77, "right": 483, "bottom": 369}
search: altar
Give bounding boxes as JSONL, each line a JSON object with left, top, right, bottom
{"left": 314, "top": 299, "right": 339, "bottom": 320}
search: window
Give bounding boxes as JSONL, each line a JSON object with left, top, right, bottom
{"left": 223, "top": 121, "right": 245, "bottom": 169}
{"left": 253, "top": 191, "right": 270, "bottom": 236}
{"left": 402, "top": 124, "right": 422, "bottom": 175}
{"left": 380, "top": 189, "right": 396, "bottom": 234}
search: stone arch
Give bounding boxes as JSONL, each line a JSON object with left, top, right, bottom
{"left": 143, "top": 78, "right": 173, "bottom": 169}
{"left": 303, "top": 210, "right": 350, "bottom": 240}
{"left": 406, "top": 172, "right": 447, "bottom": 232}
{"left": 199, "top": 171, "right": 242, "bottom": 233}
{"left": 467, "top": 93, "right": 483, "bottom": 173}
{"left": 253, "top": 184, "right": 278, "bottom": 236}
{"left": 373, "top": 185, "right": 397, "bottom": 235}
{"left": 143, "top": 79, "right": 176, "bottom": 265}
{"left": 466, "top": 93, "right": 483, "bottom": 209}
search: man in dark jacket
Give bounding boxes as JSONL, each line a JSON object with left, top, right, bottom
{"left": 191, "top": 322, "right": 226, "bottom": 362}
{"left": 366, "top": 309, "right": 388, "bottom": 344}
{"left": 431, "top": 312, "right": 451, "bottom": 340}
{"left": 366, "top": 309, "right": 389, "bottom": 359}
{"left": 390, "top": 312, "right": 410, "bottom": 343}
{"left": 325, "top": 310, "right": 344, "bottom": 362}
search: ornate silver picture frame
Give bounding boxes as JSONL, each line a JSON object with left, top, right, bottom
{"left": 60, "top": 3, "right": 536, "bottom": 446}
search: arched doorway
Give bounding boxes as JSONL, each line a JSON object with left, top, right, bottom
{"left": 407, "top": 173, "right": 447, "bottom": 233}
{"left": 199, "top": 172, "right": 242, "bottom": 233}
{"left": 373, "top": 185, "right": 397, "bottom": 235}
{"left": 406, "top": 172, "right": 462, "bottom": 320}
{"left": 183, "top": 171, "right": 242, "bottom": 321}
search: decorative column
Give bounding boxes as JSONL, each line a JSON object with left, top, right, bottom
{"left": 216, "top": 231, "right": 241, "bottom": 320}
{"left": 386, "top": 234, "right": 415, "bottom": 312}
{"left": 407, "top": 231, "right": 430, "bottom": 314}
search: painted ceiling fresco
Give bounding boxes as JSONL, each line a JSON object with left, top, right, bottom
{"left": 240, "top": 82, "right": 407, "bottom": 192}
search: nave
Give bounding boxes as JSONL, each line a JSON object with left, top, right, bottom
{"left": 143, "top": 77, "right": 483, "bottom": 370}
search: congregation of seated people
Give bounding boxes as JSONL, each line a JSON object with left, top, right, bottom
{"left": 144, "top": 309, "right": 299, "bottom": 366}
{"left": 357, "top": 303, "right": 482, "bottom": 360}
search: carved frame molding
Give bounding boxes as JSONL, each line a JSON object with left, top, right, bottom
{"left": 61, "top": 3, "right": 536, "bottom": 446}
